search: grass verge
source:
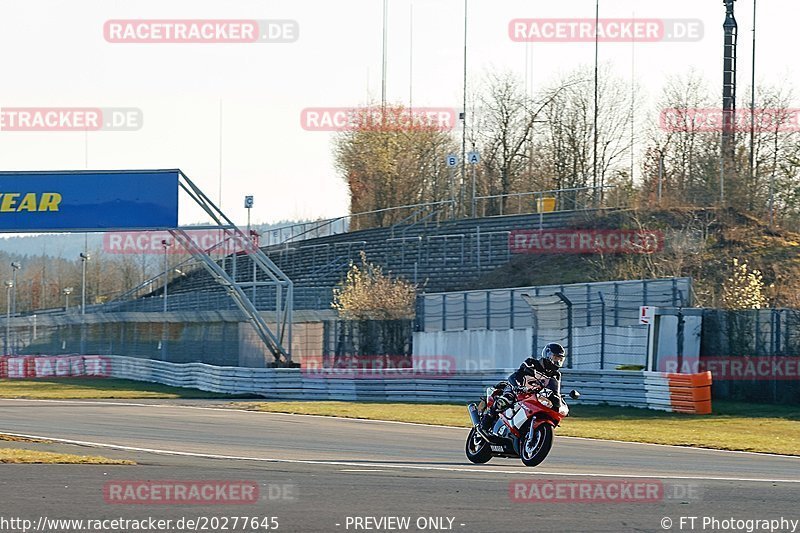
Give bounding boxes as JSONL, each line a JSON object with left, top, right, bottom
{"left": 0, "top": 378, "right": 238, "bottom": 400}
{"left": 0, "top": 434, "right": 49, "bottom": 443}
{"left": 0, "top": 448, "right": 134, "bottom": 464}
{"left": 238, "top": 400, "right": 800, "bottom": 456}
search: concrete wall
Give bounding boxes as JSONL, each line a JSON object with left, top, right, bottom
{"left": 413, "top": 328, "right": 534, "bottom": 371}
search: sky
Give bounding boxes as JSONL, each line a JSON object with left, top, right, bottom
{"left": 0, "top": 0, "right": 795, "bottom": 228}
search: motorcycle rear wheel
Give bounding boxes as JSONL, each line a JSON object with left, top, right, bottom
{"left": 519, "top": 423, "right": 553, "bottom": 467}
{"left": 465, "top": 428, "right": 492, "bottom": 464}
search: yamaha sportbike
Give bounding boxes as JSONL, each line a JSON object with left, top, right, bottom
{"left": 465, "top": 382, "right": 579, "bottom": 467}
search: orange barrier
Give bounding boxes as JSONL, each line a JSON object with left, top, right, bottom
{"left": 666, "top": 371, "right": 712, "bottom": 414}
{"left": 0, "top": 356, "right": 7, "bottom": 378}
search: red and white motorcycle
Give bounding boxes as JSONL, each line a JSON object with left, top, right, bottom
{"left": 466, "top": 381, "right": 580, "bottom": 467}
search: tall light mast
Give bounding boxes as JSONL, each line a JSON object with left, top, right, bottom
{"left": 720, "top": 0, "right": 738, "bottom": 204}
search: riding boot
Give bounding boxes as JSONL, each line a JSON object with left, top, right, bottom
{"left": 480, "top": 410, "right": 497, "bottom": 433}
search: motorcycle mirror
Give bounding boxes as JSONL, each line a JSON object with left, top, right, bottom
{"left": 569, "top": 390, "right": 581, "bottom": 400}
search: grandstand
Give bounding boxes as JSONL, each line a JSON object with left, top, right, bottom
{"left": 104, "top": 207, "right": 594, "bottom": 313}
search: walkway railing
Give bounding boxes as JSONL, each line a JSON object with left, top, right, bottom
{"left": 473, "top": 185, "right": 619, "bottom": 218}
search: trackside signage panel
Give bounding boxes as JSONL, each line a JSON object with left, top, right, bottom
{"left": 0, "top": 170, "right": 179, "bottom": 231}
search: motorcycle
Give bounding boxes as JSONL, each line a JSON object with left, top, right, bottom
{"left": 465, "top": 381, "right": 580, "bottom": 467}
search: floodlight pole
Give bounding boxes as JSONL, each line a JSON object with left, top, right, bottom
{"left": 162, "top": 240, "right": 172, "bottom": 313}
{"left": 4, "top": 281, "right": 13, "bottom": 354}
{"left": 63, "top": 287, "right": 73, "bottom": 311}
{"left": 80, "top": 253, "right": 90, "bottom": 315}
{"left": 461, "top": 0, "right": 468, "bottom": 218}
{"left": 10, "top": 262, "right": 20, "bottom": 315}
{"left": 593, "top": 0, "right": 600, "bottom": 204}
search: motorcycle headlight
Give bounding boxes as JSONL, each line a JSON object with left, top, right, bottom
{"left": 538, "top": 397, "right": 553, "bottom": 409}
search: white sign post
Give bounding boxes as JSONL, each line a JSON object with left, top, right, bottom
{"left": 445, "top": 155, "right": 458, "bottom": 217}
{"left": 244, "top": 195, "right": 254, "bottom": 236}
{"left": 467, "top": 151, "right": 480, "bottom": 217}
{"left": 640, "top": 306, "right": 658, "bottom": 370}
{"left": 639, "top": 306, "right": 656, "bottom": 325}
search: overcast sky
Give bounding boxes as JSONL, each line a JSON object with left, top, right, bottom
{"left": 0, "top": 0, "right": 795, "bottom": 227}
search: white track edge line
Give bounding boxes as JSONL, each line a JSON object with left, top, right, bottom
{"left": 0, "top": 430, "right": 797, "bottom": 484}
{"left": 1, "top": 398, "right": 798, "bottom": 460}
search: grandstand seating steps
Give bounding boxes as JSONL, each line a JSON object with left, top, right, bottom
{"left": 114, "top": 210, "right": 591, "bottom": 312}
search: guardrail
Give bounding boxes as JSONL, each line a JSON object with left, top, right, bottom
{"left": 0, "top": 355, "right": 711, "bottom": 413}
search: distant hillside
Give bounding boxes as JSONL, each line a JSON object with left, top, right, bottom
{"left": 467, "top": 208, "right": 800, "bottom": 308}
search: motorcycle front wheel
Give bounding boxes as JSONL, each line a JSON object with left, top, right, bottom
{"left": 519, "top": 423, "right": 553, "bottom": 467}
{"left": 465, "top": 427, "right": 492, "bottom": 464}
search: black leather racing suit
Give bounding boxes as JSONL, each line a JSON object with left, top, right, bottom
{"left": 508, "top": 357, "right": 562, "bottom": 402}
{"left": 481, "top": 358, "right": 562, "bottom": 433}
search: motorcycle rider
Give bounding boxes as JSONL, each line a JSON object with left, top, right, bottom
{"left": 480, "top": 343, "right": 566, "bottom": 434}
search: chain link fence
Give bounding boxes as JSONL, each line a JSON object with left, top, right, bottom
{"left": 417, "top": 278, "right": 690, "bottom": 369}
{"left": 2, "top": 313, "right": 243, "bottom": 365}
{"left": 702, "top": 309, "right": 800, "bottom": 403}
{"left": 0, "top": 312, "right": 324, "bottom": 368}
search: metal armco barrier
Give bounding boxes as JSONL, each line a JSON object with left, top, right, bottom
{"left": 0, "top": 355, "right": 712, "bottom": 413}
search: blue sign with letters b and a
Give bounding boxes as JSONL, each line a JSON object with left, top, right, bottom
{"left": 0, "top": 169, "right": 179, "bottom": 232}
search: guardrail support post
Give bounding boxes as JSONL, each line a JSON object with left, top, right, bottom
{"left": 510, "top": 292, "right": 515, "bottom": 330}
{"left": 485, "top": 292, "right": 491, "bottom": 330}
{"left": 442, "top": 294, "right": 447, "bottom": 331}
{"left": 598, "top": 291, "right": 606, "bottom": 370}
{"left": 476, "top": 227, "right": 481, "bottom": 270}
{"left": 555, "top": 291, "right": 573, "bottom": 369}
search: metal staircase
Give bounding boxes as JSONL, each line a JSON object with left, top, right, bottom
{"left": 176, "top": 172, "right": 294, "bottom": 365}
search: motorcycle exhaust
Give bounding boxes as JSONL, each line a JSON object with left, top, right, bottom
{"left": 467, "top": 403, "right": 505, "bottom": 444}
{"left": 468, "top": 403, "right": 498, "bottom": 443}
{"left": 467, "top": 403, "right": 481, "bottom": 427}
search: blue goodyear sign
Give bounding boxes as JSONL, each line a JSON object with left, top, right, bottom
{"left": 0, "top": 170, "right": 179, "bottom": 231}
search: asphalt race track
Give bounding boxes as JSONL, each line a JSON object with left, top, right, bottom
{"left": 0, "top": 399, "right": 799, "bottom": 533}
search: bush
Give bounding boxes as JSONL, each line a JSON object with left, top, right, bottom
{"left": 331, "top": 252, "right": 416, "bottom": 320}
